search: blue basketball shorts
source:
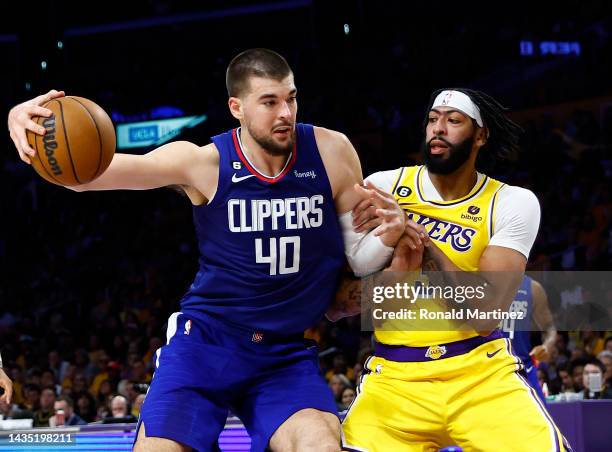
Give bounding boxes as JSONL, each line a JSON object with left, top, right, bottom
{"left": 137, "top": 312, "right": 337, "bottom": 452}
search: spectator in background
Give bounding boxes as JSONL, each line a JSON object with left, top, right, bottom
{"left": 605, "top": 336, "right": 612, "bottom": 353}
{"left": 325, "top": 353, "right": 354, "bottom": 381}
{"left": 0, "top": 397, "right": 17, "bottom": 420}
{"left": 537, "top": 368, "right": 550, "bottom": 395}
{"left": 96, "top": 393, "right": 113, "bottom": 421}
{"left": 557, "top": 365, "right": 575, "bottom": 393}
{"left": 125, "top": 381, "right": 143, "bottom": 408}
{"left": 26, "top": 368, "right": 42, "bottom": 387}
{"left": 110, "top": 334, "right": 127, "bottom": 364}
{"left": 597, "top": 350, "right": 612, "bottom": 385}
{"left": 73, "top": 349, "right": 90, "bottom": 377}
{"left": 75, "top": 392, "right": 96, "bottom": 423}
{"left": 328, "top": 374, "right": 351, "bottom": 410}
{"left": 570, "top": 359, "right": 587, "bottom": 392}
{"left": 339, "top": 387, "right": 356, "bottom": 411}
{"left": 96, "top": 379, "right": 114, "bottom": 408}
{"left": 69, "top": 373, "right": 88, "bottom": 402}
{"left": 580, "top": 330, "right": 605, "bottom": 356}
{"left": 33, "top": 386, "right": 56, "bottom": 427}
{"left": 111, "top": 395, "right": 129, "bottom": 417}
{"left": 61, "top": 364, "right": 77, "bottom": 393}
{"left": 130, "top": 360, "right": 151, "bottom": 384}
{"left": 581, "top": 358, "right": 611, "bottom": 399}
{"left": 40, "top": 369, "right": 61, "bottom": 396}
{"left": 90, "top": 360, "right": 121, "bottom": 398}
{"left": 142, "top": 337, "right": 163, "bottom": 371}
{"left": 87, "top": 351, "right": 110, "bottom": 387}
{"left": 22, "top": 384, "right": 40, "bottom": 412}
{"left": 106, "top": 395, "right": 137, "bottom": 423}
{"left": 352, "top": 362, "right": 363, "bottom": 385}
{"left": 47, "top": 350, "right": 70, "bottom": 384}
{"left": 53, "top": 395, "right": 86, "bottom": 426}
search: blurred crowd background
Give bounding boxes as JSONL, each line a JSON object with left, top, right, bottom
{"left": 1, "top": 0, "right": 611, "bottom": 424}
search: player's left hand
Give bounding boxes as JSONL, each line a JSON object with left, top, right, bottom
{"left": 353, "top": 181, "right": 406, "bottom": 247}
{"left": 529, "top": 344, "right": 550, "bottom": 362}
{"left": 0, "top": 368, "right": 13, "bottom": 404}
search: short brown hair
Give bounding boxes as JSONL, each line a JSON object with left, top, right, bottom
{"left": 226, "top": 48, "right": 293, "bottom": 97}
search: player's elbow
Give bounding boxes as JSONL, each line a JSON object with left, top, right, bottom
{"left": 67, "top": 183, "right": 90, "bottom": 192}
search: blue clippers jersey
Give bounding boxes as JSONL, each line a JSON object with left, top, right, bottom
{"left": 180, "top": 124, "right": 345, "bottom": 334}
{"left": 502, "top": 276, "right": 533, "bottom": 364}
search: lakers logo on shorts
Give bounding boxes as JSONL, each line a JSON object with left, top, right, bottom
{"left": 425, "top": 345, "right": 447, "bottom": 360}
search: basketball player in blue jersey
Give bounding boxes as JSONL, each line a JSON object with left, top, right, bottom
{"left": 502, "top": 275, "right": 557, "bottom": 403}
{"left": 9, "top": 50, "right": 406, "bottom": 452}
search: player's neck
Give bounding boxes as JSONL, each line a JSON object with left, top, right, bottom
{"left": 427, "top": 164, "right": 478, "bottom": 201}
{"left": 239, "top": 128, "right": 290, "bottom": 177}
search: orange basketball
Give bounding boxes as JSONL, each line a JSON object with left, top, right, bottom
{"left": 26, "top": 96, "right": 116, "bottom": 186}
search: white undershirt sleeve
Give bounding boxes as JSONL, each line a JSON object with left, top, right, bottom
{"left": 489, "top": 186, "right": 541, "bottom": 259}
{"left": 364, "top": 169, "right": 399, "bottom": 193}
{"left": 339, "top": 212, "right": 394, "bottom": 277}
{"left": 338, "top": 169, "right": 401, "bottom": 277}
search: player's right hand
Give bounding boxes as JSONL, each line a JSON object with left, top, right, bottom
{"left": 403, "top": 219, "right": 430, "bottom": 249}
{"left": 7, "top": 89, "right": 65, "bottom": 164}
{"left": 385, "top": 231, "right": 424, "bottom": 272}
{"left": 353, "top": 180, "right": 407, "bottom": 247}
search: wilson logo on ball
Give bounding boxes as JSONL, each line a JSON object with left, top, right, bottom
{"left": 42, "top": 116, "right": 62, "bottom": 176}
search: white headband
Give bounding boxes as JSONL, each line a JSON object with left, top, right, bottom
{"left": 431, "top": 90, "right": 484, "bottom": 127}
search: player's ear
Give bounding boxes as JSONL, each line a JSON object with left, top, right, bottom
{"left": 228, "top": 97, "right": 243, "bottom": 120}
{"left": 475, "top": 126, "right": 488, "bottom": 147}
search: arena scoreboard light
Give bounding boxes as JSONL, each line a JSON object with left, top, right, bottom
{"left": 116, "top": 115, "right": 207, "bottom": 149}
{"left": 520, "top": 40, "right": 581, "bottom": 56}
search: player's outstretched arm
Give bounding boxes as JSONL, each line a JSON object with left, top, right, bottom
{"left": 8, "top": 91, "right": 217, "bottom": 196}
{"left": 68, "top": 141, "right": 213, "bottom": 193}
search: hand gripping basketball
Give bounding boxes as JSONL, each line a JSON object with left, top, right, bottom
{"left": 9, "top": 90, "right": 116, "bottom": 186}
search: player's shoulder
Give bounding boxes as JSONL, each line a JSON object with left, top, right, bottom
{"left": 313, "top": 127, "right": 360, "bottom": 172}
{"left": 496, "top": 183, "right": 540, "bottom": 211}
{"left": 365, "top": 168, "right": 403, "bottom": 192}
{"left": 181, "top": 141, "right": 219, "bottom": 166}
{"left": 200, "top": 142, "right": 221, "bottom": 162}
{"left": 162, "top": 141, "right": 220, "bottom": 176}
{"left": 313, "top": 126, "right": 353, "bottom": 157}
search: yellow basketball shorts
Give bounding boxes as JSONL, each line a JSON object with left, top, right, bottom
{"left": 342, "top": 337, "right": 571, "bottom": 452}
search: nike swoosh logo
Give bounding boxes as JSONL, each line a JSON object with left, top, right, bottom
{"left": 232, "top": 173, "right": 256, "bottom": 183}
{"left": 487, "top": 349, "right": 502, "bottom": 358}
{"left": 525, "top": 366, "right": 533, "bottom": 373}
